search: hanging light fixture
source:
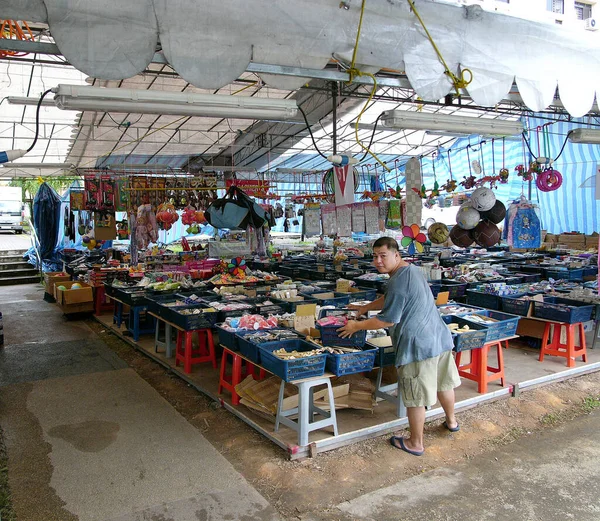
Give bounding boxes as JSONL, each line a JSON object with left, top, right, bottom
{"left": 568, "top": 128, "right": 600, "bottom": 144}
{"left": 380, "top": 111, "right": 523, "bottom": 136}
{"left": 9, "top": 85, "right": 299, "bottom": 121}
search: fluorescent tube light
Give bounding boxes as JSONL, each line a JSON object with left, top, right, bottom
{"left": 7, "top": 97, "right": 55, "bottom": 107}
{"left": 49, "top": 85, "right": 298, "bottom": 121}
{"left": 568, "top": 128, "right": 600, "bottom": 144}
{"left": 276, "top": 168, "right": 321, "bottom": 174}
{"left": 202, "top": 166, "right": 257, "bottom": 172}
{"left": 1, "top": 162, "right": 73, "bottom": 169}
{"left": 381, "top": 111, "right": 523, "bottom": 136}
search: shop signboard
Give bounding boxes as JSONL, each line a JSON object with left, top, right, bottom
{"left": 225, "top": 179, "right": 270, "bottom": 197}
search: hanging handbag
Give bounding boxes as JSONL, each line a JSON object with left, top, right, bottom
{"left": 205, "top": 186, "right": 268, "bottom": 230}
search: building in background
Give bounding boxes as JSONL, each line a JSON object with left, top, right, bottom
{"left": 438, "top": 0, "right": 597, "bottom": 30}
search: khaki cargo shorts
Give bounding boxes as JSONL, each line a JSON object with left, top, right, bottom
{"left": 397, "top": 350, "right": 461, "bottom": 408}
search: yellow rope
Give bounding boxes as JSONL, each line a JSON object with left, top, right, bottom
{"left": 344, "top": 1, "right": 390, "bottom": 172}
{"left": 231, "top": 81, "right": 258, "bottom": 96}
{"left": 354, "top": 72, "right": 390, "bottom": 172}
{"left": 406, "top": 0, "right": 472, "bottom": 96}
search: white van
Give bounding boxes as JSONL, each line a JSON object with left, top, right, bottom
{"left": 0, "top": 187, "right": 25, "bottom": 233}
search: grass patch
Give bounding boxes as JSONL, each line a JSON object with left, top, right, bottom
{"left": 540, "top": 412, "right": 561, "bottom": 426}
{"left": 582, "top": 396, "right": 600, "bottom": 413}
{"left": 0, "top": 426, "right": 16, "bottom": 521}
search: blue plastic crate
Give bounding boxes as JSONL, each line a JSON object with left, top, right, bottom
{"left": 532, "top": 296, "right": 594, "bottom": 324}
{"left": 316, "top": 322, "right": 367, "bottom": 348}
{"left": 325, "top": 347, "right": 378, "bottom": 376}
{"left": 466, "top": 290, "right": 502, "bottom": 310}
{"left": 215, "top": 324, "right": 253, "bottom": 351}
{"left": 237, "top": 329, "right": 302, "bottom": 363}
{"left": 442, "top": 316, "right": 489, "bottom": 352}
{"left": 258, "top": 339, "right": 327, "bottom": 382}
{"left": 336, "top": 287, "right": 378, "bottom": 302}
{"left": 367, "top": 338, "right": 396, "bottom": 367}
{"left": 460, "top": 309, "right": 519, "bottom": 342}
{"left": 300, "top": 292, "right": 351, "bottom": 308}
{"left": 429, "top": 283, "right": 442, "bottom": 298}
{"left": 583, "top": 266, "right": 598, "bottom": 278}
{"left": 437, "top": 303, "right": 486, "bottom": 317}
{"left": 270, "top": 296, "right": 317, "bottom": 313}
{"left": 546, "top": 268, "right": 584, "bottom": 281}
{"left": 500, "top": 295, "right": 533, "bottom": 317}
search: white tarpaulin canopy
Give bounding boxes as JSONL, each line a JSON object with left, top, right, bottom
{"left": 3, "top": 0, "right": 600, "bottom": 117}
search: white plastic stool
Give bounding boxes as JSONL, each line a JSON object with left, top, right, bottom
{"left": 275, "top": 376, "right": 338, "bottom": 447}
{"left": 154, "top": 319, "right": 175, "bottom": 357}
{"left": 375, "top": 366, "right": 406, "bottom": 418}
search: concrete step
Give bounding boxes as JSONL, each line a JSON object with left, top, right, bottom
{"left": 0, "top": 255, "right": 27, "bottom": 263}
{"left": 0, "top": 249, "right": 28, "bottom": 256}
{"left": 0, "top": 261, "right": 32, "bottom": 271}
{"left": 0, "top": 274, "right": 40, "bottom": 286}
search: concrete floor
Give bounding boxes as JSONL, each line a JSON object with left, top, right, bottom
{"left": 3, "top": 282, "right": 600, "bottom": 521}
{"left": 0, "top": 230, "right": 31, "bottom": 251}
{"left": 303, "top": 408, "right": 600, "bottom": 521}
{"left": 0, "top": 283, "right": 281, "bottom": 521}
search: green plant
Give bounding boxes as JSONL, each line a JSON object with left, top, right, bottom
{"left": 9, "top": 177, "right": 78, "bottom": 220}
{"left": 582, "top": 396, "right": 600, "bottom": 413}
{"left": 540, "top": 412, "right": 560, "bottom": 425}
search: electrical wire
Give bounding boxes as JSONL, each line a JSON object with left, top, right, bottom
{"left": 357, "top": 112, "right": 384, "bottom": 161}
{"left": 298, "top": 106, "right": 329, "bottom": 159}
{"left": 27, "top": 88, "right": 53, "bottom": 153}
{"left": 522, "top": 130, "right": 572, "bottom": 163}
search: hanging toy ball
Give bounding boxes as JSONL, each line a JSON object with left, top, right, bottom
{"left": 456, "top": 206, "right": 481, "bottom": 230}
{"left": 472, "top": 220, "right": 501, "bottom": 248}
{"left": 427, "top": 222, "right": 450, "bottom": 244}
{"left": 469, "top": 187, "right": 497, "bottom": 212}
{"left": 480, "top": 200, "right": 507, "bottom": 225}
{"left": 449, "top": 225, "right": 475, "bottom": 248}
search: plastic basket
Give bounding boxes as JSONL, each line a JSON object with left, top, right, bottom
{"left": 258, "top": 339, "right": 327, "bottom": 382}
{"left": 437, "top": 303, "right": 485, "bottom": 317}
{"left": 215, "top": 324, "right": 252, "bottom": 351}
{"left": 546, "top": 268, "right": 584, "bottom": 281}
{"left": 316, "top": 323, "right": 367, "bottom": 347}
{"left": 340, "top": 287, "right": 378, "bottom": 302}
{"left": 366, "top": 337, "right": 395, "bottom": 367}
{"left": 583, "top": 267, "right": 599, "bottom": 278}
{"left": 161, "top": 305, "right": 218, "bottom": 330}
{"left": 301, "top": 292, "right": 351, "bottom": 308}
{"left": 460, "top": 310, "right": 519, "bottom": 343}
{"left": 532, "top": 296, "right": 594, "bottom": 324}
{"left": 428, "top": 283, "right": 442, "bottom": 298}
{"left": 270, "top": 296, "right": 317, "bottom": 313}
{"left": 430, "top": 280, "right": 468, "bottom": 299}
{"left": 513, "top": 272, "right": 542, "bottom": 283}
{"left": 466, "top": 290, "right": 502, "bottom": 310}
{"left": 237, "top": 329, "right": 303, "bottom": 363}
{"left": 442, "top": 316, "right": 489, "bottom": 352}
{"left": 500, "top": 296, "right": 532, "bottom": 317}
{"left": 325, "top": 347, "right": 377, "bottom": 376}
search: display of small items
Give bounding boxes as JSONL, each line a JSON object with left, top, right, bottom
{"left": 450, "top": 187, "right": 507, "bottom": 248}
{"left": 84, "top": 174, "right": 115, "bottom": 212}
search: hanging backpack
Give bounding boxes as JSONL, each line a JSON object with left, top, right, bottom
{"left": 205, "top": 186, "right": 268, "bottom": 230}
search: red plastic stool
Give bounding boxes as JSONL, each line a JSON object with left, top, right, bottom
{"left": 94, "top": 285, "right": 113, "bottom": 316}
{"left": 539, "top": 321, "right": 587, "bottom": 368}
{"left": 175, "top": 328, "right": 217, "bottom": 374}
{"left": 218, "top": 347, "right": 265, "bottom": 405}
{"left": 455, "top": 341, "right": 505, "bottom": 394}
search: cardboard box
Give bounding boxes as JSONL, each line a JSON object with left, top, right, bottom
{"left": 54, "top": 281, "right": 94, "bottom": 313}
{"left": 293, "top": 303, "right": 317, "bottom": 335}
{"left": 44, "top": 271, "right": 71, "bottom": 296}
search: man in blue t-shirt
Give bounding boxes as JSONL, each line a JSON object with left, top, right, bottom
{"left": 338, "top": 236, "right": 461, "bottom": 456}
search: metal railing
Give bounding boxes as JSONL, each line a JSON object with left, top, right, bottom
{"left": 27, "top": 218, "right": 43, "bottom": 283}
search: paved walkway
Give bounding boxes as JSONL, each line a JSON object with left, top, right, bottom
{"left": 0, "top": 284, "right": 280, "bottom": 521}
{"left": 0, "top": 230, "right": 31, "bottom": 251}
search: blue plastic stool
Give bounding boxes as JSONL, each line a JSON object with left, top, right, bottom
{"left": 275, "top": 376, "right": 338, "bottom": 447}
{"left": 127, "top": 305, "right": 156, "bottom": 341}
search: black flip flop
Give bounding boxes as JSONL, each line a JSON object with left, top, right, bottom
{"left": 443, "top": 421, "right": 460, "bottom": 432}
{"left": 389, "top": 436, "right": 424, "bottom": 456}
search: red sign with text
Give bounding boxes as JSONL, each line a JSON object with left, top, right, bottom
{"left": 225, "top": 179, "right": 270, "bottom": 197}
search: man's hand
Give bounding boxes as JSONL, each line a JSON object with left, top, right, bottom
{"left": 337, "top": 320, "right": 361, "bottom": 339}
{"left": 347, "top": 303, "right": 368, "bottom": 317}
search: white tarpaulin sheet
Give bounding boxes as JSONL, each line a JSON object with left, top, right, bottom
{"left": 4, "top": 0, "right": 600, "bottom": 116}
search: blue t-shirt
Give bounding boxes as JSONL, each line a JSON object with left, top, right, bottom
{"left": 377, "top": 264, "right": 454, "bottom": 366}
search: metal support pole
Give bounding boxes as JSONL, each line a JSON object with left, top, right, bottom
{"left": 331, "top": 82, "right": 337, "bottom": 155}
